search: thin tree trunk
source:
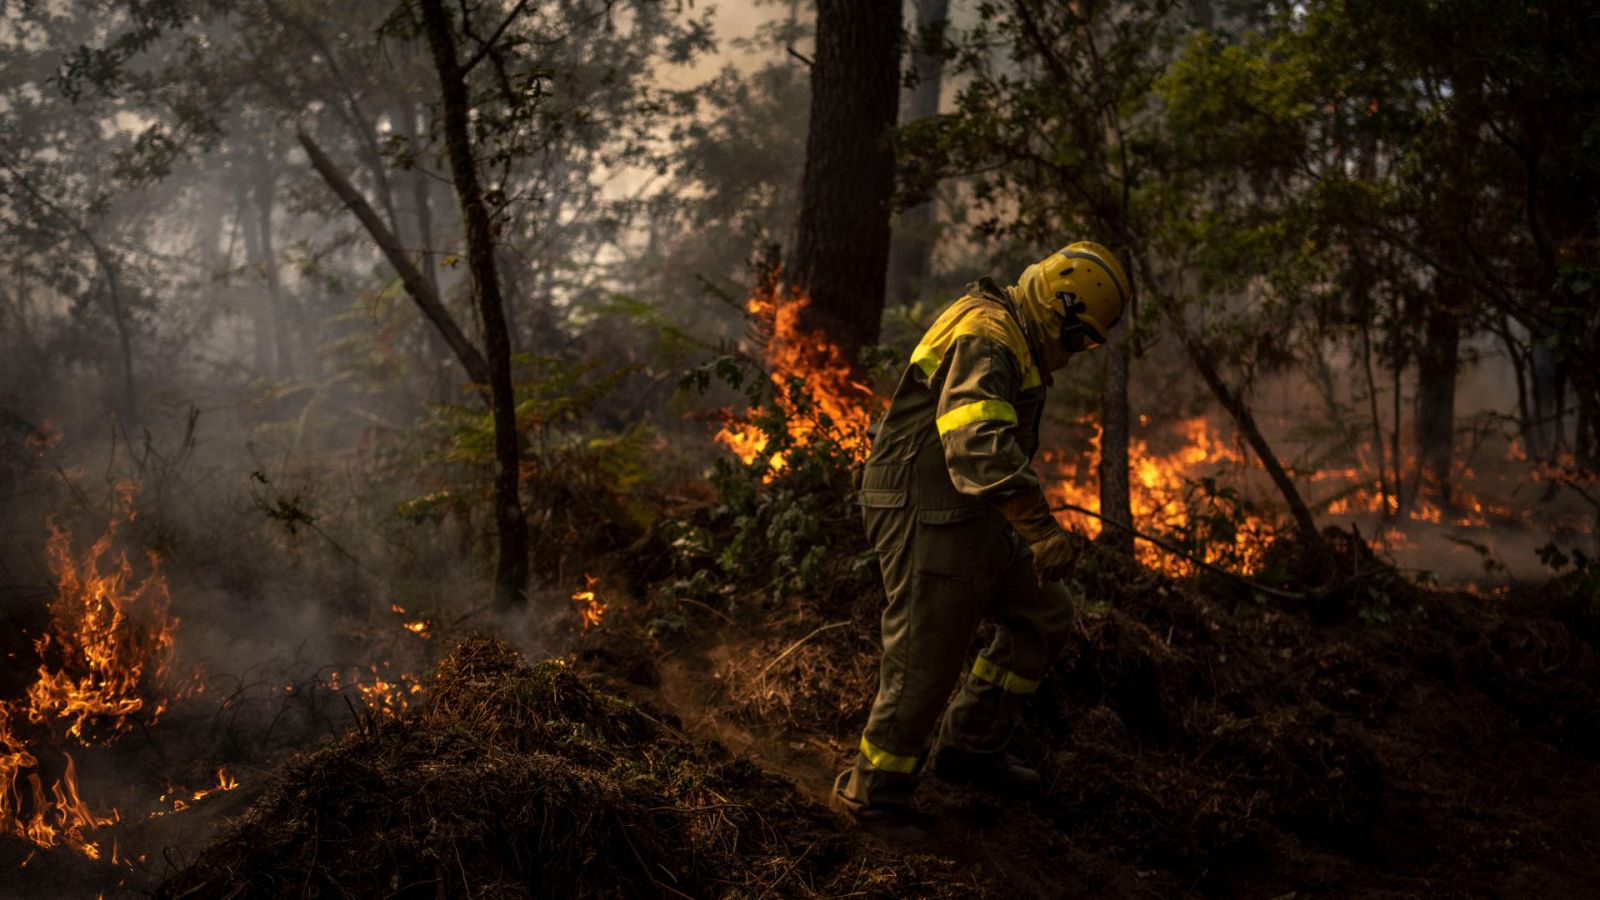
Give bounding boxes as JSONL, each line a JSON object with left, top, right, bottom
{"left": 398, "top": 96, "right": 451, "bottom": 405}
{"left": 1162, "top": 303, "right": 1321, "bottom": 542}
{"left": 1389, "top": 293, "right": 1406, "bottom": 516}
{"left": 791, "top": 0, "right": 901, "bottom": 361}
{"left": 1415, "top": 299, "right": 1459, "bottom": 510}
{"left": 238, "top": 183, "right": 274, "bottom": 377}
{"left": 11, "top": 170, "right": 138, "bottom": 423}
{"left": 1360, "top": 318, "right": 1394, "bottom": 522}
{"left": 1097, "top": 330, "right": 1134, "bottom": 556}
{"left": 298, "top": 129, "right": 492, "bottom": 387}
{"left": 253, "top": 166, "right": 294, "bottom": 379}
{"left": 418, "top": 0, "right": 530, "bottom": 609}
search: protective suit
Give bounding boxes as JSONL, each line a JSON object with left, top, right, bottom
{"left": 834, "top": 242, "right": 1129, "bottom": 830}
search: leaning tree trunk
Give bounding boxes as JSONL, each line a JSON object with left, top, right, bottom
{"left": 298, "top": 130, "right": 491, "bottom": 386}
{"left": 418, "top": 0, "right": 529, "bottom": 609}
{"left": 885, "top": 0, "right": 948, "bottom": 307}
{"left": 1156, "top": 295, "right": 1323, "bottom": 544}
{"left": 790, "top": 0, "right": 901, "bottom": 361}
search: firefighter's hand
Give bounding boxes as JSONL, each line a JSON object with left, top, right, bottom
{"left": 1028, "top": 529, "right": 1080, "bottom": 584}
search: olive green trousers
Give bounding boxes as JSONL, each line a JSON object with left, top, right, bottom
{"left": 837, "top": 500, "right": 1076, "bottom": 812}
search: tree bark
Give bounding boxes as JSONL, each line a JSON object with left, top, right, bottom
{"left": 298, "top": 129, "right": 492, "bottom": 386}
{"left": 237, "top": 182, "right": 274, "bottom": 377}
{"left": 1414, "top": 296, "right": 1459, "bottom": 510}
{"left": 251, "top": 162, "right": 294, "bottom": 379}
{"left": 417, "top": 0, "right": 530, "bottom": 609}
{"left": 1097, "top": 330, "right": 1135, "bottom": 555}
{"left": 885, "top": 0, "right": 947, "bottom": 307}
{"left": 397, "top": 96, "right": 452, "bottom": 405}
{"left": 790, "top": 0, "right": 901, "bottom": 360}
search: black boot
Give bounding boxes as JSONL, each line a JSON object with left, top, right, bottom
{"left": 930, "top": 746, "right": 1042, "bottom": 797}
{"left": 830, "top": 770, "right": 930, "bottom": 847}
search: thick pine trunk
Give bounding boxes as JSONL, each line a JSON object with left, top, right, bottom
{"left": 418, "top": 0, "right": 530, "bottom": 609}
{"left": 885, "top": 0, "right": 947, "bottom": 307}
{"left": 791, "top": 0, "right": 901, "bottom": 359}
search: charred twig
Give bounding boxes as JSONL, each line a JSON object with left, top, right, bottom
{"left": 1050, "top": 500, "right": 1305, "bottom": 601}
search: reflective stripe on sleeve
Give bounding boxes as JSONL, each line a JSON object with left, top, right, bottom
{"left": 970, "top": 655, "right": 1040, "bottom": 694}
{"left": 935, "top": 399, "right": 1018, "bottom": 437}
{"left": 859, "top": 735, "right": 920, "bottom": 774}
{"left": 910, "top": 344, "right": 940, "bottom": 379}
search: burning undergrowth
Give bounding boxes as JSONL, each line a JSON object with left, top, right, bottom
{"left": 157, "top": 636, "right": 981, "bottom": 899}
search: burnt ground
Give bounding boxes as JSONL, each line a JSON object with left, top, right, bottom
{"left": 136, "top": 521, "right": 1600, "bottom": 899}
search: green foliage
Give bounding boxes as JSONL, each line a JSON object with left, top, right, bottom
{"left": 1539, "top": 543, "right": 1600, "bottom": 607}
{"left": 400, "top": 353, "right": 657, "bottom": 574}
{"left": 659, "top": 353, "right": 872, "bottom": 619}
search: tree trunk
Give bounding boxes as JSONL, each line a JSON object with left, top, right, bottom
{"left": 298, "top": 129, "right": 492, "bottom": 387}
{"left": 252, "top": 166, "right": 294, "bottom": 379}
{"left": 418, "top": 0, "right": 530, "bottom": 609}
{"left": 1097, "top": 330, "right": 1134, "bottom": 556}
{"left": 237, "top": 183, "right": 274, "bottom": 378}
{"left": 790, "top": 0, "right": 901, "bottom": 360}
{"left": 885, "top": 0, "right": 947, "bottom": 307}
{"left": 398, "top": 97, "right": 452, "bottom": 405}
{"left": 1162, "top": 304, "right": 1322, "bottom": 542}
{"left": 1414, "top": 298, "right": 1459, "bottom": 510}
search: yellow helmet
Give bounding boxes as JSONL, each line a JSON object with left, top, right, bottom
{"left": 1035, "top": 240, "right": 1129, "bottom": 347}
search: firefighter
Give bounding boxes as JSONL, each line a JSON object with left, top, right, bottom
{"left": 832, "top": 241, "right": 1129, "bottom": 842}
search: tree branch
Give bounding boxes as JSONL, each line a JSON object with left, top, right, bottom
{"left": 295, "top": 128, "right": 492, "bottom": 386}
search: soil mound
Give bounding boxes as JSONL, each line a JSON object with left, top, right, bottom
{"left": 158, "top": 636, "right": 980, "bottom": 899}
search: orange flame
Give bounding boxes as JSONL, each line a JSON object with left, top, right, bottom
{"left": 1043, "top": 415, "right": 1275, "bottom": 575}
{"left": 570, "top": 575, "right": 605, "bottom": 630}
{"left": 389, "top": 602, "right": 431, "bottom": 638}
{"left": 2, "top": 483, "right": 181, "bottom": 859}
{"left": 148, "top": 767, "right": 240, "bottom": 819}
{"left": 714, "top": 284, "right": 878, "bottom": 476}
{"left": 28, "top": 498, "right": 178, "bottom": 740}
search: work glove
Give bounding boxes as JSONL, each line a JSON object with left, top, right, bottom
{"left": 996, "top": 489, "right": 1080, "bottom": 584}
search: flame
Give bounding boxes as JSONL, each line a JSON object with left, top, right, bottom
{"left": 713, "top": 283, "right": 879, "bottom": 476}
{"left": 349, "top": 664, "right": 424, "bottom": 719}
{"left": 570, "top": 575, "right": 605, "bottom": 630}
{"left": 3, "top": 484, "right": 179, "bottom": 859}
{"left": 148, "top": 767, "right": 240, "bottom": 819}
{"left": 389, "top": 602, "right": 431, "bottom": 638}
{"left": 28, "top": 508, "right": 178, "bottom": 740}
{"left": 1042, "top": 416, "right": 1274, "bottom": 575}
{"left": 1044, "top": 413, "right": 1593, "bottom": 578}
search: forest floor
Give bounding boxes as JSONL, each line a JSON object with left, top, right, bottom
{"left": 148, "top": 516, "right": 1600, "bottom": 898}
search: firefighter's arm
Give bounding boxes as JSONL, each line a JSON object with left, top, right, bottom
{"left": 936, "top": 335, "right": 1078, "bottom": 582}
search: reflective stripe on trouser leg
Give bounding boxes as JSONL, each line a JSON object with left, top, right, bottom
{"left": 939, "top": 541, "right": 1077, "bottom": 756}
{"left": 845, "top": 506, "right": 1006, "bottom": 812}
